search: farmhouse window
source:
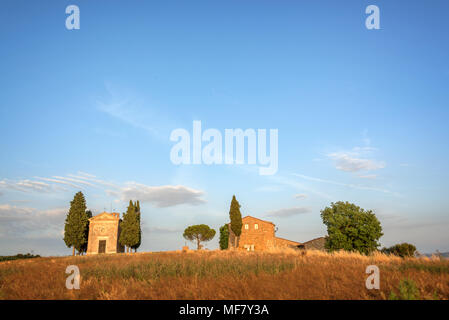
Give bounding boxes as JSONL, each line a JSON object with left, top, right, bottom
{"left": 244, "top": 224, "right": 249, "bottom": 230}
{"left": 254, "top": 224, "right": 258, "bottom": 230}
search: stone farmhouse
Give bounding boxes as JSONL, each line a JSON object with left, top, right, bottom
{"left": 228, "top": 216, "right": 301, "bottom": 251}
{"left": 86, "top": 212, "right": 125, "bottom": 255}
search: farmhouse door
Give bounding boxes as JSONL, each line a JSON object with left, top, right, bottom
{"left": 98, "top": 240, "right": 106, "bottom": 254}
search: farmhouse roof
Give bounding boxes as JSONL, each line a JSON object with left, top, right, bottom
{"left": 242, "top": 215, "right": 275, "bottom": 225}
{"left": 275, "top": 236, "right": 301, "bottom": 245}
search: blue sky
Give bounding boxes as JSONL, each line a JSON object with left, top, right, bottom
{"left": 1, "top": 0, "right": 448, "bottom": 255}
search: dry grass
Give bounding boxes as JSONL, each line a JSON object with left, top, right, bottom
{"left": 0, "top": 249, "right": 448, "bottom": 300}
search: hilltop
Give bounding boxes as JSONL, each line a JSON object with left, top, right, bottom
{"left": 1, "top": 249, "right": 448, "bottom": 300}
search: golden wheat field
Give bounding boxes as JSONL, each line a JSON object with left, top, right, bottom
{"left": 0, "top": 249, "right": 448, "bottom": 300}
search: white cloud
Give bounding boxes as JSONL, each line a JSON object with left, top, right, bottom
{"left": 0, "top": 204, "right": 34, "bottom": 221}
{"left": 265, "top": 207, "right": 311, "bottom": 218}
{"left": 327, "top": 151, "right": 385, "bottom": 172}
{"left": 108, "top": 182, "right": 206, "bottom": 208}
{"left": 326, "top": 139, "right": 385, "bottom": 173}
{"left": 0, "top": 204, "right": 67, "bottom": 239}
{"left": 294, "top": 193, "right": 308, "bottom": 199}
{"left": 39, "top": 207, "right": 67, "bottom": 217}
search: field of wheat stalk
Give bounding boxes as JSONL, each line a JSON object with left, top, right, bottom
{"left": 0, "top": 249, "right": 448, "bottom": 300}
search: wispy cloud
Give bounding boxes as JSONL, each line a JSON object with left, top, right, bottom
{"left": 265, "top": 207, "right": 311, "bottom": 218}
{"left": 53, "top": 176, "right": 96, "bottom": 187}
{"left": 67, "top": 172, "right": 120, "bottom": 189}
{"left": 268, "top": 175, "right": 333, "bottom": 200}
{"left": 0, "top": 179, "right": 55, "bottom": 193}
{"left": 77, "top": 171, "right": 96, "bottom": 178}
{"left": 95, "top": 84, "right": 173, "bottom": 141}
{"left": 294, "top": 193, "right": 308, "bottom": 199}
{"left": 357, "top": 174, "right": 377, "bottom": 179}
{"left": 143, "top": 226, "right": 182, "bottom": 234}
{"left": 35, "top": 177, "right": 83, "bottom": 189}
{"left": 293, "top": 173, "right": 400, "bottom": 196}
{"left": 97, "top": 100, "right": 159, "bottom": 136}
{"left": 0, "top": 172, "right": 120, "bottom": 194}
{"left": 255, "top": 185, "right": 284, "bottom": 193}
{"left": 1, "top": 171, "right": 206, "bottom": 208}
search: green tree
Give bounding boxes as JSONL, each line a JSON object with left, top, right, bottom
{"left": 119, "top": 200, "right": 140, "bottom": 252}
{"left": 229, "top": 195, "right": 242, "bottom": 247}
{"left": 219, "top": 224, "right": 229, "bottom": 250}
{"left": 382, "top": 243, "right": 416, "bottom": 258}
{"left": 79, "top": 210, "right": 92, "bottom": 255}
{"left": 320, "top": 201, "right": 383, "bottom": 255}
{"left": 63, "top": 192, "right": 90, "bottom": 256}
{"left": 131, "top": 200, "right": 142, "bottom": 252}
{"left": 183, "top": 224, "right": 216, "bottom": 250}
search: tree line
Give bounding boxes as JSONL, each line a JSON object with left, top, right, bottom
{"left": 63, "top": 191, "right": 142, "bottom": 255}
{"left": 64, "top": 192, "right": 416, "bottom": 258}
{"left": 184, "top": 195, "right": 416, "bottom": 258}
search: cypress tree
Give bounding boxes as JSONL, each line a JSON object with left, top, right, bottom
{"left": 119, "top": 200, "right": 132, "bottom": 252}
{"left": 63, "top": 192, "right": 90, "bottom": 256}
{"left": 131, "top": 200, "right": 141, "bottom": 252}
{"left": 229, "top": 195, "right": 242, "bottom": 248}
{"left": 80, "top": 210, "right": 92, "bottom": 255}
{"left": 219, "top": 224, "right": 229, "bottom": 250}
{"left": 119, "top": 200, "right": 140, "bottom": 252}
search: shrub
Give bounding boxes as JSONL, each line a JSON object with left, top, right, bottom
{"left": 0, "top": 253, "right": 40, "bottom": 262}
{"left": 389, "top": 279, "right": 420, "bottom": 300}
{"left": 219, "top": 224, "right": 229, "bottom": 250}
{"left": 382, "top": 243, "right": 416, "bottom": 258}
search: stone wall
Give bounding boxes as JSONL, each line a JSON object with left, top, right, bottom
{"left": 302, "top": 237, "right": 326, "bottom": 251}
{"left": 274, "top": 236, "right": 301, "bottom": 248}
